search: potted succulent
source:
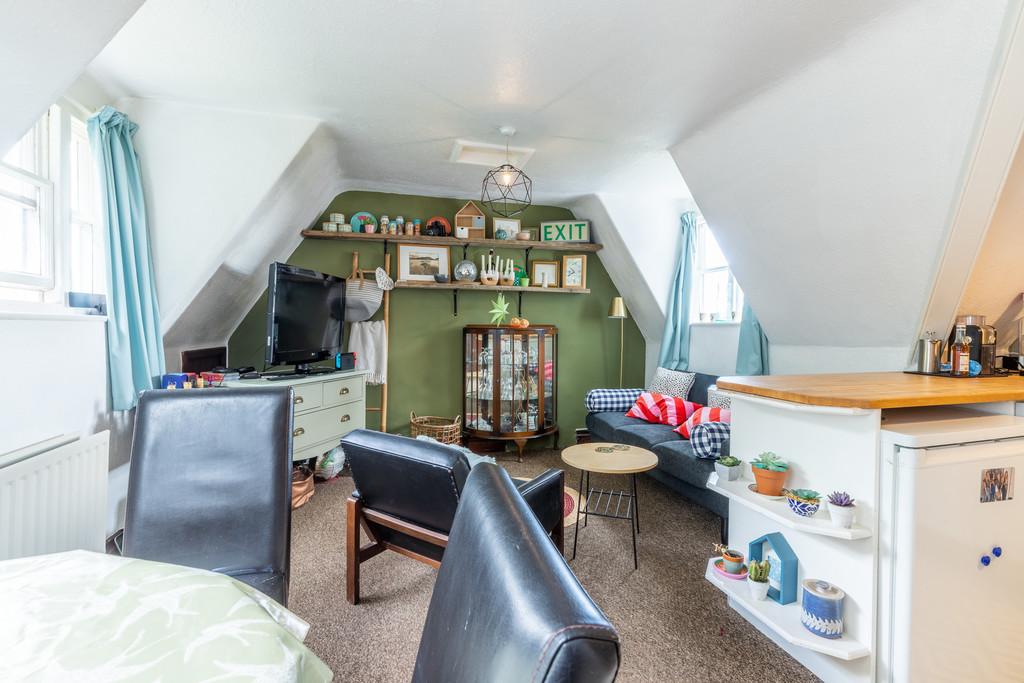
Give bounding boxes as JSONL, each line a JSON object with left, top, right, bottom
{"left": 748, "top": 559, "right": 771, "bottom": 600}
{"left": 714, "top": 455, "right": 743, "bottom": 482}
{"left": 751, "top": 452, "right": 789, "bottom": 496}
{"left": 827, "top": 491, "right": 857, "bottom": 528}
{"left": 714, "top": 543, "right": 745, "bottom": 574}
{"left": 785, "top": 488, "right": 821, "bottom": 517}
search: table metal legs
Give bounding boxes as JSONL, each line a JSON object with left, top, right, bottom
{"left": 571, "top": 470, "right": 643, "bottom": 570}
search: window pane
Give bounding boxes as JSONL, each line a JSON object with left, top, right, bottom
{"left": 70, "top": 120, "right": 94, "bottom": 216}
{"left": 2, "top": 124, "right": 40, "bottom": 174}
{"left": 702, "top": 225, "right": 728, "bottom": 270}
{"left": 0, "top": 175, "right": 43, "bottom": 277}
{"left": 70, "top": 220, "right": 105, "bottom": 294}
{"left": 0, "top": 285, "right": 43, "bottom": 302}
{"left": 700, "top": 270, "right": 731, "bottom": 319}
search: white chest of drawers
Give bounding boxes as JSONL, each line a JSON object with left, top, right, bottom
{"left": 225, "top": 370, "right": 368, "bottom": 461}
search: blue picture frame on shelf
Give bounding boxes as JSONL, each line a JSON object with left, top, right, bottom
{"left": 749, "top": 532, "right": 798, "bottom": 605}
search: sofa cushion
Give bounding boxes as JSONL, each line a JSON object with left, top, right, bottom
{"left": 625, "top": 391, "right": 701, "bottom": 426}
{"left": 586, "top": 412, "right": 644, "bottom": 442}
{"left": 688, "top": 373, "right": 718, "bottom": 406}
{"left": 652, "top": 440, "right": 717, "bottom": 489}
{"left": 585, "top": 388, "right": 644, "bottom": 413}
{"left": 648, "top": 367, "right": 696, "bottom": 399}
{"left": 612, "top": 422, "right": 681, "bottom": 450}
{"left": 675, "top": 407, "right": 732, "bottom": 439}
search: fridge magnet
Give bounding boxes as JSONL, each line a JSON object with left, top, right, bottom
{"left": 749, "top": 532, "right": 798, "bottom": 605}
{"left": 800, "top": 579, "right": 845, "bottom": 639}
{"left": 980, "top": 467, "right": 1014, "bottom": 503}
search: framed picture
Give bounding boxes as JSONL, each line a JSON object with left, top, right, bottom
{"left": 397, "top": 244, "right": 450, "bottom": 282}
{"left": 561, "top": 254, "right": 587, "bottom": 289}
{"left": 492, "top": 217, "right": 521, "bottom": 240}
{"left": 748, "top": 532, "right": 798, "bottom": 605}
{"left": 531, "top": 260, "right": 559, "bottom": 288}
{"left": 541, "top": 220, "right": 590, "bottom": 242}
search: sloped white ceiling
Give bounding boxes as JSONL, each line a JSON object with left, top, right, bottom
{"left": 670, "top": 1, "right": 1013, "bottom": 372}
{"left": 0, "top": 0, "right": 143, "bottom": 151}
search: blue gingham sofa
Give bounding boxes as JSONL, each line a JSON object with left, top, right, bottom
{"left": 584, "top": 372, "right": 729, "bottom": 521}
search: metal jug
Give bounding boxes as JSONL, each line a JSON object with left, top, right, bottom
{"left": 917, "top": 336, "right": 944, "bottom": 373}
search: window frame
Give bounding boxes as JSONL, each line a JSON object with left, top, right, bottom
{"left": 692, "top": 215, "right": 743, "bottom": 323}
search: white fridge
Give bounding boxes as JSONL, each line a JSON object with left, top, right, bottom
{"left": 878, "top": 407, "right": 1024, "bottom": 682}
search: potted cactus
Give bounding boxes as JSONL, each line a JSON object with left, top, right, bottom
{"left": 785, "top": 488, "right": 821, "bottom": 517}
{"left": 748, "top": 559, "right": 771, "bottom": 600}
{"left": 827, "top": 491, "right": 857, "bottom": 528}
{"left": 751, "top": 451, "right": 789, "bottom": 496}
{"left": 714, "top": 455, "right": 743, "bottom": 482}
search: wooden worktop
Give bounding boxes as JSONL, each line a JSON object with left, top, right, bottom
{"left": 716, "top": 371, "right": 1024, "bottom": 409}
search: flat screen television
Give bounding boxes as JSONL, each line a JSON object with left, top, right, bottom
{"left": 265, "top": 262, "right": 345, "bottom": 374}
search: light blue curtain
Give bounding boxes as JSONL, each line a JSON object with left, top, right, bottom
{"left": 658, "top": 212, "right": 698, "bottom": 370}
{"left": 89, "top": 106, "right": 165, "bottom": 410}
{"left": 736, "top": 300, "right": 770, "bottom": 375}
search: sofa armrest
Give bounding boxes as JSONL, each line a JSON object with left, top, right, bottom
{"left": 515, "top": 468, "right": 564, "bottom": 536}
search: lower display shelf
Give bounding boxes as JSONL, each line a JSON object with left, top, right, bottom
{"left": 704, "top": 558, "right": 870, "bottom": 661}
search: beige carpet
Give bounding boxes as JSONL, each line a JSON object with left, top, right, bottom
{"left": 289, "top": 449, "right": 818, "bottom": 682}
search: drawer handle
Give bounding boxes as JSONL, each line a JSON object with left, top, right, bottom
{"left": 293, "top": 427, "right": 305, "bottom": 437}
{"left": 294, "top": 396, "right": 304, "bottom": 405}
{"left": 340, "top": 414, "right": 351, "bottom": 423}
{"left": 339, "top": 387, "right": 350, "bottom": 396}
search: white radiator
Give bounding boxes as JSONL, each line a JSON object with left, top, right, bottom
{"left": 0, "top": 431, "right": 110, "bottom": 560}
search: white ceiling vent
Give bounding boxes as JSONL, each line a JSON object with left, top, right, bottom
{"left": 450, "top": 139, "right": 534, "bottom": 168}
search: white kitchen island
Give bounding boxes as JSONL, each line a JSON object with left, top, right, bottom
{"left": 712, "top": 372, "right": 1024, "bottom": 682}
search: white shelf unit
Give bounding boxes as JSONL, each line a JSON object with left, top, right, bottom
{"left": 704, "top": 559, "right": 870, "bottom": 661}
{"left": 707, "top": 473, "right": 872, "bottom": 540}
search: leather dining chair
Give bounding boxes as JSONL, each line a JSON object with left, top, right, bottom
{"left": 342, "top": 429, "right": 565, "bottom": 605}
{"left": 413, "top": 463, "right": 620, "bottom": 682}
{"left": 120, "top": 387, "right": 294, "bottom": 605}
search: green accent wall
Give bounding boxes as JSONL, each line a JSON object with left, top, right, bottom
{"left": 228, "top": 190, "right": 645, "bottom": 449}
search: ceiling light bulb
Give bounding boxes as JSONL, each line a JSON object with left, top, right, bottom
{"left": 500, "top": 170, "right": 514, "bottom": 186}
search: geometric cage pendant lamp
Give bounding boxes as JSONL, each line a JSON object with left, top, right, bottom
{"left": 481, "top": 126, "right": 532, "bottom": 217}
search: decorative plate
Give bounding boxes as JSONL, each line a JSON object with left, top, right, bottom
{"left": 748, "top": 483, "right": 786, "bottom": 500}
{"left": 350, "top": 211, "right": 377, "bottom": 233}
{"left": 426, "top": 216, "right": 451, "bottom": 235}
{"left": 712, "top": 558, "right": 748, "bottom": 580}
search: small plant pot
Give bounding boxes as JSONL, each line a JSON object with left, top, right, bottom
{"left": 752, "top": 467, "right": 788, "bottom": 496}
{"left": 519, "top": 278, "right": 530, "bottom": 287}
{"left": 828, "top": 503, "right": 856, "bottom": 529}
{"left": 787, "top": 496, "right": 820, "bottom": 517}
{"left": 715, "top": 462, "right": 742, "bottom": 481}
{"left": 748, "top": 579, "right": 770, "bottom": 601}
{"left": 722, "top": 551, "right": 745, "bottom": 574}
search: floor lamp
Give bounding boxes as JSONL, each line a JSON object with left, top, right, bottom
{"left": 608, "top": 297, "right": 628, "bottom": 388}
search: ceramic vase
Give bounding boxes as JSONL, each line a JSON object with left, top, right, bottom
{"left": 801, "top": 579, "right": 845, "bottom": 639}
{"left": 828, "top": 503, "right": 856, "bottom": 529}
{"left": 748, "top": 579, "right": 770, "bottom": 601}
{"left": 786, "top": 495, "right": 820, "bottom": 517}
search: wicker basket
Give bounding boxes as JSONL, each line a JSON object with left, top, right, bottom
{"left": 410, "top": 412, "right": 462, "bottom": 445}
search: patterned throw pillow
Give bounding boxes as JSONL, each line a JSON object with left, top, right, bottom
{"left": 648, "top": 367, "right": 697, "bottom": 400}
{"left": 585, "top": 388, "right": 644, "bottom": 413}
{"left": 675, "top": 407, "right": 732, "bottom": 439}
{"left": 690, "top": 422, "right": 731, "bottom": 459}
{"left": 707, "top": 386, "right": 732, "bottom": 410}
{"left": 626, "top": 391, "right": 701, "bottom": 426}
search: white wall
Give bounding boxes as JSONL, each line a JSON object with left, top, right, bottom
{"left": 670, "top": 1, "right": 1012, "bottom": 372}
{"left": 0, "top": 0, "right": 143, "bottom": 151}
{"left": 688, "top": 324, "right": 741, "bottom": 377}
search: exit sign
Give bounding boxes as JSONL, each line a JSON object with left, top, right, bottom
{"left": 541, "top": 220, "right": 590, "bottom": 242}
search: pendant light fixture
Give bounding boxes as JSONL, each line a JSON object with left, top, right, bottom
{"left": 481, "top": 126, "right": 532, "bottom": 217}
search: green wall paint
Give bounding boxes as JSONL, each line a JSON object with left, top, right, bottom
{"left": 228, "top": 190, "right": 645, "bottom": 449}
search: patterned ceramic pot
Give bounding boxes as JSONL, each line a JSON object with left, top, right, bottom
{"left": 787, "top": 495, "right": 820, "bottom": 517}
{"left": 801, "top": 579, "right": 845, "bottom": 639}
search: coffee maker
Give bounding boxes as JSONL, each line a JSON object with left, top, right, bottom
{"left": 948, "top": 314, "right": 997, "bottom": 374}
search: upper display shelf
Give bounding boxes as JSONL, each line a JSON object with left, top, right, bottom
{"left": 300, "top": 230, "right": 603, "bottom": 253}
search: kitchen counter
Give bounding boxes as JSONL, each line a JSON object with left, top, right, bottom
{"left": 716, "top": 371, "right": 1024, "bottom": 409}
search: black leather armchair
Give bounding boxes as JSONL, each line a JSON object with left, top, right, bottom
{"left": 120, "top": 387, "right": 294, "bottom": 605}
{"left": 413, "top": 464, "right": 620, "bottom": 682}
{"left": 342, "top": 429, "right": 565, "bottom": 604}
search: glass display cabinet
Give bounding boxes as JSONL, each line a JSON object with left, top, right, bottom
{"left": 463, "top": 324, "right": 558, "bottom": 461}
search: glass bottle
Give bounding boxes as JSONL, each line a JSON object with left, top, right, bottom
{"left": 951, "top": 323, "right": 972, "bottom": 376}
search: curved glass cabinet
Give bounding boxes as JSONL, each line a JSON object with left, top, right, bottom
{"left": 463, "top": 324, "right": 557, "bottom": 459}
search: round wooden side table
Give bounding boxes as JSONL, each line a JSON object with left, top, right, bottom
{"left": 560, "top": 442, "right": 658, "bottom": 570}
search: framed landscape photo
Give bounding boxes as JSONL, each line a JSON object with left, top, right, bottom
{"left": 531, "top": 260, "right": 559, "bottom": 288}
{"left": 397, "top": 244, "right": 450, "bottom": 282}
{"left": 561, "top": 254, "right": 587, "bottom": 289}
{"left": 492, "top": 217, "right": 521, "bottom": 240}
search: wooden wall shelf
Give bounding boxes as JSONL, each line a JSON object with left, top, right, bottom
{"left": 395, "top": 281, "right": 589, "bottom": 295}
{"left": 301, "top": 230, "right": 602, "bottom": 253}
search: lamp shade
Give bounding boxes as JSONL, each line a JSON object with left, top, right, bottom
{"left": 608, "top": 296, "right": 627, "bottom": 319}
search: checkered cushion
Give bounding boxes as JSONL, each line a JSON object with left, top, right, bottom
{"left": 585, "top": 388, "right": 644, "bottom": 413}
{"left": 690, "top": 421, "right": 731, "bottom": 459}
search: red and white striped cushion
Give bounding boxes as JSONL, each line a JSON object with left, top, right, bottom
{"left": 626, "top": 392, "right": 701, "bottom": 426}
{"left": 675, "top": 407, "right": 732, "bottom": 439}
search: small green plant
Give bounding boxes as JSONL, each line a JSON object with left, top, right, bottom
{"left": 748, "top": 559, "right": 771, "bottom": 582}
{"left": 752, "top": 451, "right": 788, "bottom": 472}
{"left": 718, "top": 455, "right": 741, "bottom": 467}
{"left": 827, "top": 491, "right": 855, "bottom": 507}
{"left": 787, "top": 488, "right": 821, "bottom": 502}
